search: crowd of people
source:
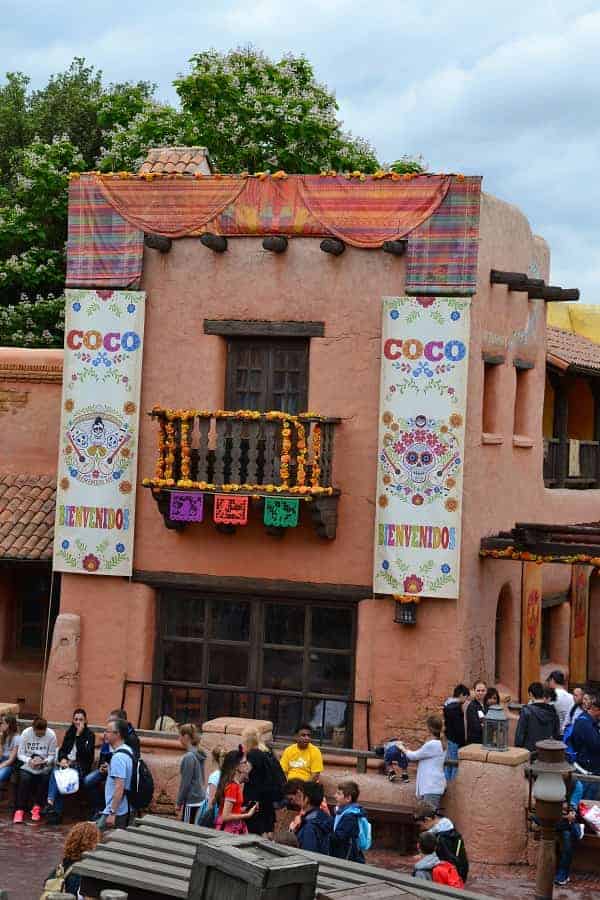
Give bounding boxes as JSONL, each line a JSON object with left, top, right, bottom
{"left": 1, "top": 673, "right": 598, "bottom": 892}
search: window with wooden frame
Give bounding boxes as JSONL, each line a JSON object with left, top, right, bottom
{"left": 156, "top": 592, "right": 356, "bottom": 742}
{"left": 225, "top": 338, "right": 309, "bottom": 413}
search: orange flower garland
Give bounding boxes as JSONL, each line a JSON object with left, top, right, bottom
{"left": 479, "top": 546, "right": 600, "bottom": 567}
{"left": 180, "top": 416, "right": 191, "bottom": 481}
{"left": 164, "top": 420, "right": 176, "bottom": 483}
{"left": 296, "top": 422, "right": 307, "bottom": 487}
{"left": 311, "top": 423, "right": 322, "bottom": 489}
{"left": 155, "top": 418, "right": 167, "bottom": 480}
{"left": 280, "top": 419, "right": 292, "bottom": 488}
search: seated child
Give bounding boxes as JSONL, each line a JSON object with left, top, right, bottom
{"left": 413, "top": 831, "right": 464, "bottom": 887}
{"left": 296, "top": 781, "right": 332, "bottom": 855}
{"left": 383, "top": 740, "right": 409, "bottom": 783}
{"left": 331, "top": 780, "right": 367, "bottom": 863}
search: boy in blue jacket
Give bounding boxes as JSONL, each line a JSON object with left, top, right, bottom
{"left": 330, "top": 780, "right": 366, "bottom": 863}
{"left": 296, "top": 781, "right": 332, "bottom": 855}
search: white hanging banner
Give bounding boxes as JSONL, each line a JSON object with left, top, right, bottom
{"left": 53, "top": 289, "right": 145, "bottom": 576}
{"left": 373, "top": 296, "right": 470, "bottom": 599}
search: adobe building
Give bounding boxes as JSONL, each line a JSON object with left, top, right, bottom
{"left": 1, "top": 149, "right": 597, "bottom": 747}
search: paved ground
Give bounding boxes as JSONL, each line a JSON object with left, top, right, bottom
{"left": 1, "top": 816, "right": 599, "bottom": 900}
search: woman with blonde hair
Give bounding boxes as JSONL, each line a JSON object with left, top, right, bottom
{"left": 43, "top": 821, "right": 99, "bottom": 897}
{"left": 176, "top": 723, "right": 207, "bottom": 823}
{"left": 242, "top": 727, "right": 284, "bottom": 838}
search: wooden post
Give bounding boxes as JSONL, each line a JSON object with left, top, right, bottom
{"left": 200, "top": 233, "right": 228, "bottom": 253}
{"left": 521, "top": 562, "right": 543, "bottom": 703}
{"left": 551, "top": 375, "right": 569, "bottom": 488}
{"left": 570, "top": 565, "right": 590, "bottom": 684}
{"left": 320, "top": 238, "right": 345, "bottom": 256}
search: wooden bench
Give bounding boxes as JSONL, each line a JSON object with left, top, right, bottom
{"left": 73, "top": 816, "right": 490, "bottom": 900}
{"left": 326, "top": 799, "right": 417, "bottom": 854}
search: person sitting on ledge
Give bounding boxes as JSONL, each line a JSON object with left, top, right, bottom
{"left": 43, "top": 707, "right": 95, "bottom": 825}
{"left": 13, "top": 716, "right": 57, "bottom": 824}
{"left": 280, "top": 724, "right": 323, "bottom": 783}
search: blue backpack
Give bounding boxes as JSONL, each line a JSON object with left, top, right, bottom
{"left": 337, "top": 805, "right": 372, "bottom": 852}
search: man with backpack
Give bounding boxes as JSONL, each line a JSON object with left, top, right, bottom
{"left": 330, "top": 780, "right": 371, "bottom": 863}
{"left": 414, "top": 801, "right": 469, "bottom": 882}
{"left": 98, "top": 718, "right": 134, "bottom": 830}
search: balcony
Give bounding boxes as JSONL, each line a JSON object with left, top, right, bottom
{"left": 544, "top": 437, "right": 600, "bottom": 488}
{"left": 143, "top": 408, "right": 341, "bottom": 538}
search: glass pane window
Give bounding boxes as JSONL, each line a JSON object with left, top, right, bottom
{"left": 208, "top": 645, "right": 249, "bottom": 686}
{"left": 308, "top": 651, "right": 351, "bottom": 695}
{"left": 211, "top": 600, "right": 250, "bottom": 642}
{"left": 162, "top": 640, "right": 201, "bottom": 682}
{"left": 164, "top": 595, "right": 205, "bottom": 640}
{"left": 262, "top": 648, "right": 303, "bottom": 690}
{"left": 264, "top": 603, "right": 305, "bottom": 646}
{"left": 311, "top": 607, "right": 353, "bottom": 650}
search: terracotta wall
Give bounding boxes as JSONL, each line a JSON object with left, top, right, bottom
{"left": 11, "top": 191, "right": 600, "bottom": 736}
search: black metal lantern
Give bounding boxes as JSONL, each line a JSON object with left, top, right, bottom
{"left": 482, "top": 704, "right": 509, "bottom": 751}
{"left": 394, "top": 600, "right": 418, "bottom": 625}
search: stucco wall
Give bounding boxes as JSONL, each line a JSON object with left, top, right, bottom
{"left": 8, "top": 189, "right": 600, "bottom": 735}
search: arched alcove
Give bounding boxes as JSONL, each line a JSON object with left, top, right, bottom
{"left": 495, "top": 582, "right": 517, "bottom": 691}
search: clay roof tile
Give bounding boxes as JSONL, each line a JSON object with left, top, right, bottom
{"left": 547, "top": 327, "right": 600, "bottom": 373}
{"left": 0, "top": 474, "right": 55, "bottom": 560}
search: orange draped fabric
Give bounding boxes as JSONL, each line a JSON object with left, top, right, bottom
{"left": 93, "top": 174, "right": 452, "bottom": 246}
{"left": 298, "top": 175, "right": 451, "bottom": 248}
{"left": 96, "top": 175, "right": 246, "bottom": 237}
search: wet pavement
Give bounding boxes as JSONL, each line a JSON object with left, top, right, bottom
{"left": 1, "top": 816, "right": 599, "bottom": 899}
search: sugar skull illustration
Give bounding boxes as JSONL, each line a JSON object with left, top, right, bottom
{"left": 64, "top": 406, "right": 133, "bottom": 486}
{"left": 380, "top": 413, "right": 461, "bottom": 506}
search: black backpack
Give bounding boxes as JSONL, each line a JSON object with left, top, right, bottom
{"left": 114, "top": 748, "right": 154, "bottom": 811}
{"left": 436, "top": 829, "right": 469, "bottom": 882}
{"left": 263, "top": 751, "right": 287, "bottom": 801}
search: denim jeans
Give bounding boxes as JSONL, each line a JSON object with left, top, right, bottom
{"left": 0, "top": 764, "right": 13, "bottom": 784}
{"left": 557, "top": 829, "right": 573, "bottom": 876}
{"left": 570, "top": 778, "right": 599, "bottom": 808}
{"left": 84, "top": 769, "right": 106, "bottom": 814}
{"left": 384, "top": 745, "right": 408, "bottom": 771}
{"left": 445, "top": 740, "right": 459, "bottom": 782}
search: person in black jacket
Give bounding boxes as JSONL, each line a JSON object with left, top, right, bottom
{"left": 242, "top": 727, "right": 283, "bottom": 838}
{"left": 465, "top": 681, "right": 487, "bottom": 744}
{"left": 296, "top": 781, "right": 332, "bottom": 855}
{"left": 443, "top": 684, "right": 470, "bottom": 780}
{"left": 43, "top": 708, "right": 95, "bottom": 824}
{"left": 515, "top": 682, "right": 560, "bottom": 754}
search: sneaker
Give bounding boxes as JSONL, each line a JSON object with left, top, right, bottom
{"left": 46, "top": 810, "right": 62, "bottom": 826}
{"left": 41, "top": 804, "right": 55, "bottom": 817}
{"left": 12, "top": 809, "right": 25, "bottom": 824}
{"left": 388, "top": 773, "right": 397, "bottom": 782}
{"left": 31, "top": 805, "right": 42, "bottom": 822}
{"left": 401, "top": 773, "right": 409, "bottom": 783}
{"left": 554, "top": 872, "right": 570, "bottom": 886}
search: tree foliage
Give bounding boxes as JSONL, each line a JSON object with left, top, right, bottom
{"left": 174, "top": 47, "right": 378, "bottom": 174}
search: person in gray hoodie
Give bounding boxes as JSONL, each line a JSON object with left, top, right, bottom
{"left": 176, "top": 724, "right": 206, "bottom": 823}
{"left": 413, "top": 830, "right": 442, "bottom": 880}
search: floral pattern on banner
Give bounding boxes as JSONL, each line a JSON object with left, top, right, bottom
{"left": 53, "top": 289, "right": 145, "bottom": 577}
{"left": 373, "top": 296, "right": 470, "bottom": 600}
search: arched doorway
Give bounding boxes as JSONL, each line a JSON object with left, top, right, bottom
{"left": 495, "top": 583, "right": 517, "bottom": 691}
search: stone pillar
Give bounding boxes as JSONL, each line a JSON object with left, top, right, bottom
{"left": 444, "top": 744, "right": 530, "bottom": 865}
{"left": 42, "top": 613, "right": 81, "bottom": 721}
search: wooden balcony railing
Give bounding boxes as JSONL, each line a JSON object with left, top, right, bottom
{"left": 544, "top": 437, "right": 600, "bottom": 488}
{"left": 143, "top": 408, "right": 341, "bottom": 538}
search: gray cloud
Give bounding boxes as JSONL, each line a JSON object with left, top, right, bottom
{"left": 1, "top": 0, "right": 598, "bottom": 298}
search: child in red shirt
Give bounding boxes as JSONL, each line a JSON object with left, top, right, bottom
{"left": 215, "top": 748, "right": 258, "bottom": 835}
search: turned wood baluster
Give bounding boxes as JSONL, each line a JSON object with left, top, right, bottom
{"left": 230, "top": 418, "right": 243, "bottom": 484}
{"left": 264, "top": 419, "right": 281, "bottom": 485}
{"left": 320, "top": 422, "right": 334, "bottom": 486}
{"left": 213, "top": 418, "right": 227, "bottom": 485}
{"left": 196, "top": 416, "right": 211, "bottom": 483}
{"left": 246, "top": 419, "right": 260, "bottom": 484}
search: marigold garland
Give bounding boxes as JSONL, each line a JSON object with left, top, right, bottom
{"left": 164, "top": 420, "right": 176, "bottom": 481}
{"left": 479, "top": 546, "right": 600, "bottom": 567}
{"left": 155, "top": 418, "right": 167, "bottom": 480}
{"left": 296, "top": 422, "right": 307, "bottom": 487}
{"left": 180, "top": 417, "right": 191, "bottom": 481}
{"left": 311, "top": 423, "right": 322, "bottom": 489}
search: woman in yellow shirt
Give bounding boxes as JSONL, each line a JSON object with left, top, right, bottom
{"left": 280, "top": 724, "right": 323, "bottom": 782}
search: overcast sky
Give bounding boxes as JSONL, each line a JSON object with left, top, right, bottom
{"left": 2, "top": 0, "right": 599, "bottom": 300}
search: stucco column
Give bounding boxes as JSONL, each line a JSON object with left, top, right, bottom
{"left": 444, "top": 744, "right": 530, "bottom": 865}
{"left": 42, "top": 612, "right": 81, "bottom": 721}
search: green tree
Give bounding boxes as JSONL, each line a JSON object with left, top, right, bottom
{"left": 0, "top": 73, "right": 29, "bottom": 183}
{"left": 174, "top": 47, "right": 379, "bottom": 173}
{"left": 98, "top": 102, "right": 190, "bottom": 172}
{"left": 0, "top": 137, "right": 85, "bottom": 305}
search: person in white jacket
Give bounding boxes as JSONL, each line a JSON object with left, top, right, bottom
{"left": 395, "top": 715, "right": 447, "bottom": 808}
{"left": 13, "top": 716, "right": 57, "bottom": 824}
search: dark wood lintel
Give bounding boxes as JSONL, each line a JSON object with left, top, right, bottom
{"left": 513, "top": 358, "right": 535, "bottom": 370}
{"left": 203, "top": 319, "right": 325, "bottom": 338}
{"left": 482, "top": 352, "right": 505, "bottom": 365}
{"left": 132, "top": 570, "right": 372, "bottom": 602}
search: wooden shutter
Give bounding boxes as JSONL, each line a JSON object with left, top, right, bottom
{"left": 225, "top": 339, "right": 309, "bottom": 413}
